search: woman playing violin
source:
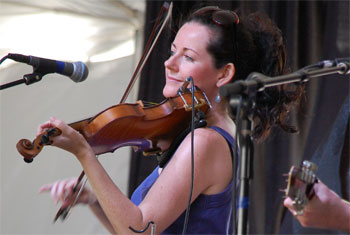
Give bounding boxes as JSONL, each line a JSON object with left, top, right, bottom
{"left": 38, "top": 6, "right": 302, "bottom": 234}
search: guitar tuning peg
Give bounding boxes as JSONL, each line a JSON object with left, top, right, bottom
{"left": 302, "top": 160, "right": 318, "bottom": 172}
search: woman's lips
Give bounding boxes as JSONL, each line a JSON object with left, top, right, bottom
{"left": 167, "top": 75, "right": 183, "bottom": 82}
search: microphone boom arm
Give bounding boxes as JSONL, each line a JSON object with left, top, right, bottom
{"left": 0, "top": 72, "right": 44, "bottom": 90}
{"left": 219, "top": 58, "right": 350, "bottom": 97}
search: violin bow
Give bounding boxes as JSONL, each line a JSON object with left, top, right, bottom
{"left": 120, "top": 1, "right": 173, "bottom": 104}
{"left": 54, "top": 1, "right": 173, "bottom": 222}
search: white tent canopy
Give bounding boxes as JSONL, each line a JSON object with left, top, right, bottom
{"left": 0, "top": 1, "right": 145, "bottom": 234}
{"left": 0, "top": 0, "right": 145, "bottom": 63}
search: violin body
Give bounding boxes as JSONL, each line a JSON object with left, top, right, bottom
{"left": 16, "top": 89, "right": 210, "bottom": 163}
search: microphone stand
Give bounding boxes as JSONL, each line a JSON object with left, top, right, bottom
{"left": 0, "top": 73, "right": 43, "bottom": 90}
{"left": 223, "top": 58, "right": 349, "bottom": 235}
{"left": 236, "top": 93, "right": 255, "bottom": 235}
{"left": 0, "top": 55, "right": 44, "bottom": 90}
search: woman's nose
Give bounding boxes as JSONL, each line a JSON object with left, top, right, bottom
{"left": 164, "top": 54, "right": 178, "bottom": 71}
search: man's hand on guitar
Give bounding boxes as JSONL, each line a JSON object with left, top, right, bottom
{"left": 284, "top": 169, "right": 350, "bottom": 233}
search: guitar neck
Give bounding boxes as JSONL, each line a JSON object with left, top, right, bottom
{"left": 285, "top": 161, "right": 318, "bottom": 212}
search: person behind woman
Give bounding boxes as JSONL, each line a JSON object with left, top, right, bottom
{"left": 38, "top": 6, "right": 302, "bottom": 234}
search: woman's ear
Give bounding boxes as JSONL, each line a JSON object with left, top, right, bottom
{"left": 216, "top": 63, "right": 235, "bottom": 87}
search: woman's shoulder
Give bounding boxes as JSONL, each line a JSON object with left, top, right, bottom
{"left": 176, "top": 126, "right": 234, "bottom": 163}
{"left": 181, "top": 126, "right": 234, "bottom": 194}
{"left": 192, "top": 125, "right": 235, "bottom": 145}
{"left": 182, "top": 126, "right": 227, "bottom": 142}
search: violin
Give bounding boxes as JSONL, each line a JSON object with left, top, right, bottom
{"left": 16, "top": 86, "right": 211, "bottom": 162}
{"left": 16, "top": 83, "right": 210, "bottom": 222}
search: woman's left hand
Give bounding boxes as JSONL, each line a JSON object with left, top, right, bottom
{"left": 37, "top": 117, "right": 93, "bottom": 158}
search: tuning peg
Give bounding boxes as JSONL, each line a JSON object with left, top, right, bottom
{"left": 302, "top": 160, "right": 318, "bottom": 172}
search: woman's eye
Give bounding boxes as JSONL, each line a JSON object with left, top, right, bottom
{"left": 184, "top": 55, "right": 194, "bottom": 62}
{"left": 168, "top": 49, "right": 175, "bottom": 56}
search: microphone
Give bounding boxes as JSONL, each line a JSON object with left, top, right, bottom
{"left": 7, "top": 53, "right": 89, "bottom": 82}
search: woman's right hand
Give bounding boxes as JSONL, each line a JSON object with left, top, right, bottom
{"left": 39, "top": 178, "right": 97, "bottom": 206}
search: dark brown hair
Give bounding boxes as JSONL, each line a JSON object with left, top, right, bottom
{"left": 186, "top": 8, "right": 304, "bottom": 140}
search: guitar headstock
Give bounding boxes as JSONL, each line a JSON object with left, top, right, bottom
{"left": 285, "top": 160, "right": 318, "bottom": 212}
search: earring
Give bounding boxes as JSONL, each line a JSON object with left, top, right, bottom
{"left": 215, "top": 93, "right": 221, "bottom": 103}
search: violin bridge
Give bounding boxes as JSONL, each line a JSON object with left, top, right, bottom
{"left": 136, "top": 100, "right": 144, "bottom": 108}
{"left": 182, "top": 97, "right": 206, "bottom": 112}
{"left": 179, "top": 91, "right": 198, "bottom": 111}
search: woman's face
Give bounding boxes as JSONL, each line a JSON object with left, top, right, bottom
{"left": 163, "top": 22, "right": 222, "bottom": 100}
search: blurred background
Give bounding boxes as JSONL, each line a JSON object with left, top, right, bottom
{"left": 1, "top": 0, "right": 145, "bottom": 234}
{"left": 1, "top": 1, "right": 349, "bottom": 234}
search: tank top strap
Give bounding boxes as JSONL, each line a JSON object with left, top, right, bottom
{"left": 208, "top": 126, "right": 237, "bottom": 155}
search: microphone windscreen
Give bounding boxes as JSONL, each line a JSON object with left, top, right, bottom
{"left": 71, "top": 62, "right": 89, "bottom": 82}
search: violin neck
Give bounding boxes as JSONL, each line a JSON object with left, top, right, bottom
{"left": 69, "top": 118, "right": 90, "bottom": 132}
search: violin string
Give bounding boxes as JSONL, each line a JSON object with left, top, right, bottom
{"left": 142, "top": 101, "right": 159, "bottom": 107}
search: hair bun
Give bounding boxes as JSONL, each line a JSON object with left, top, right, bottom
{"left": 247, "top": 12, "right": 287, "bottom": 76}
{"left": 239, "top": 12, "right": 304, "bottom": 140}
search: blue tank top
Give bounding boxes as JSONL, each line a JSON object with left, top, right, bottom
{"left": 131, "top": 126, "right": 236, "bottom": 234}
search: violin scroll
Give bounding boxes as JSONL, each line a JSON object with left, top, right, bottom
{"left": 16, "top": 128, "right": 62, "bottom": 163}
